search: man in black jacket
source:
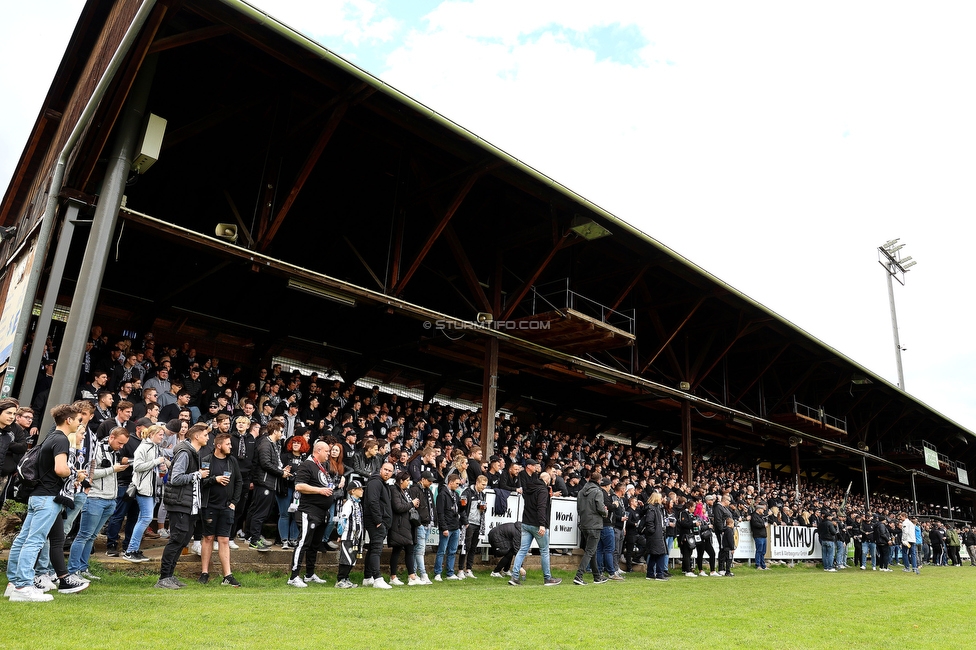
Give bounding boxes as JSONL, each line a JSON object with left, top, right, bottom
{"left": 363, "top": 461, "right": 394, "bottom": 588}
{"left": 488, "top": 521, "right": 522, "bottom": 577}
{"left": 509, "top": 461, "right": 561, "bottom": 587}
{"left": 245, "top": 420, "right": 290, "bottom": 551}
{"left": 408, "top": 470, "right": 436, "bottom": 584}
{"left": 434, "top": 472, "right": 463, "bottom": 581}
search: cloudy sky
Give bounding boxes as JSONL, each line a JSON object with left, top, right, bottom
{"left": 2, "top": 1, "right": 975, "bottom": 437}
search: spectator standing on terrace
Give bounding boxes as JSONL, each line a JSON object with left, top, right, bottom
{"left": 719, "top": 517, "right": 736, "bottom": 577}
{"left": 246, "top": 420, "right": 289, "bottom": 551}
{"left": 155, "top": 423, "right": 209, "bottom": 589}
{"left": 123, "top": 425, "right": 169, "bottom": 563}
{"left": 875, "top": 515, "right": 893, "bottom": 571}
{"left": 0, "top": 399, "right": 26, "bottom": 503}
{"left": 962, "top": 526, "right": 976, "bottom": 566}
{"left": 408, "top": 470, "right": 436, "bottom": 584}
{"left": 643, "top": 491, "right": 670, "bottom": 581}
{"left": 946, "top": 523, "right": 962, "bottom": 566}
{"left": 199, "top": 432, "right": 242, "bottom": 587}
{"left": 899, "top": 512, "right": 918, "bottom": 575}
{"left": 748, "top": 501, "right": 769, "bottom": 570}
{"left": 287, "top": 441, "right": 336, "bottom": 588}
{"left": 364, "top": 462, "right": 395, "bottom": 589}
{"left": 459, "top": 474, "right": 488, "bottom": 578}
{"left": 389, "top": 470, "right": 421, "bottom": 586}
{"left": 434, "top": 472, "right": 463, "bottom": 582}
{"left": 860, "top": 516, "right": 877, "bottom": 570}
{"left": 335, "top": 478, "right": 366, "bottom": 589}
{"left": 574, "top": 471, "right": 606, "bottom": 585}
{"left": 509, "top": 465, "right": 561, "bottom": 587}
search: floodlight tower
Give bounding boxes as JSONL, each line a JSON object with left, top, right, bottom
{"left": 878, "top": 239, "right": 917, "bottom": 390}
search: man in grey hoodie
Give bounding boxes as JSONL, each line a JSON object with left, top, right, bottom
{"left": 574, "top": 471, "right": 608, "bottom": 585}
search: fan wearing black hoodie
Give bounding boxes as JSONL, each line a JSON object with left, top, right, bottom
{"left": 509, "top": 460, "right": 561, "bottom": 587}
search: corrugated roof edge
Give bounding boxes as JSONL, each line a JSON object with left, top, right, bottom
{"left": 217, "top": 0, "right": 974, "bottom": 439}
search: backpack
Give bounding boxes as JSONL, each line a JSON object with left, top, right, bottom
{"left": 10, "top": 444, "right": 44, "bottom": 502}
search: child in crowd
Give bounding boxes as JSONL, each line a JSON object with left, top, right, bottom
{"left": 720, "top": 517, "right": 736, "bottom": 577}
{"left": 334, "top": 478, "right": 365, "bottom": 589}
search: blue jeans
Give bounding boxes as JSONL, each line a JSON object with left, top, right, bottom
{"left": 835, "top": 541, "right": 847, "bottom": 567}
{"left": 597, "top": 526, "right": 615, "bottom": 574}
{"left": 434, "top": 528, "right": 460, "bottom": 577}
{"left": 647, "top": 553, "right": 669, "bottom": 579}
{"left": 754, "top": 536, "right": 767, "bottom": 569}
{"left": 63, "top": 491, "right": 88, "bottom": 534}
{"left": 905, "top": 543, "right": 918, "bottom": 570}
{"left": 413, "top": 524, "right": 429, "bottom": 578}
{"left": 68, "top": 496, "right": 117, "bottom": 574}
{"left": 126, "top": 495, "right": 155, "bottom": 553}
{"left": 511, "top": 524, "right": 551, "bottom": 581}
{"left": 276, "top": 488, "right": 298, "bottom": 541}
{"left": 822, "top": 539, "right": 835, "bottom": 569}
{"left": 861, "top": 541, "right": 877, "bottom": 568}
{"left": 105, "top": 483, "right": 139, "bottom": 548}
{"left": 7, "top": 496, "right": 62, "bottom": 588}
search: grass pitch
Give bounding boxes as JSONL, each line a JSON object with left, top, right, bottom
{"left": 2, "top": 560, "right": 975, "bottom": 650}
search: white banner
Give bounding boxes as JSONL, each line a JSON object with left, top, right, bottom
{"left": 769, "top": 524, "right": 823, "bottom": 559}
{"left": 958, "top": 468, "right": 969, "bottom": 486}
{"left": 549, "top": 497, "right": 580, "bottom": 548}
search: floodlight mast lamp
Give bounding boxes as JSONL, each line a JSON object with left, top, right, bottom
{"left": 878, "top": 239, "right": 917, "bottom": 390}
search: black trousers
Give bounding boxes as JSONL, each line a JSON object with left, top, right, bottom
{"left": 233, "top": 473, "right": 252, "bottom": 534}
{"left": 576, "top": 528, "right": 601, "bottom": 578}
{"left": 47, "top": 505, "right": 68, "bottom": 577}
{"left": 462, "top": 524, "right": 479, "bottom": 570}
{"left": 718, "top": 548, "right": 734, "bottom": 574}
{"left": 366, "top": 524, "right": 386, "bottom": 579}
{"left": 160, "top": 510, "right": 195, "bottom": 579}
{"left": 493, "top": 550, "right": 514, "bottom": 573}
{"left": 696, "top": 536, "right": 716, "bottom": 572}
{"left": 291, "top": 508, "right": 325, "bottom": 579}
{"left": 246, "top": 486, "right": 275, "bottom": 542}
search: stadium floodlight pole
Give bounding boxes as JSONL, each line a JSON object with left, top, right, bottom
{"left": 878, "top": 239, "right": 917, "bottom": 390}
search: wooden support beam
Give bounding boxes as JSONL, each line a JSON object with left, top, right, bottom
{"left": 692, "top": 319, "right": 754, "bottom": 390}
{"left": 732, "top": 343, "right": 789, "bottom": 406}
{"left": 162, "top": 98, "right": 266, "bottom": 152}
{"left": 481, "top": 338, "right": 499, "bottom": 458}
{"left": 388, "top": 207, "right": 405, "bottom": 291}
{"left": 608, "top": 261, "right": 650, "bottom": 313}
{"left": 148, "top": 24, "right": 231, "bottom": 53}
{"left": 258, "top": 101, "right": 349, "bottom": 252}
{"left": 343, "top": 236, "right": 384, "bottom": 290}
{"left": 392, "top": 167, "right": 490, "bottom": 295}
{"left": 443, "top": 224, "right": 492, "bottom": 314}
{"left": 500, "top": 232, "right": 571, "bottom": 321}
{"left": 682, "top": 400, "right": 693, "bottom": 485}
{"left": 640, "top": 297, "right": 706, "bottom": 375}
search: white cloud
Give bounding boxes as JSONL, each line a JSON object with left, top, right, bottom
{"left": 255, "top": 0, "right": 399, "bottom": 48}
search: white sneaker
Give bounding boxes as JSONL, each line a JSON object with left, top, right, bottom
{"left": 158, "top": 529, "right": 170, "bottom": 539}
{"left": 717, "top": 571, "right": 726, "bottom": 576}
{"left": 373, "top": 577, "right": 392, "bottom": 589}
{"left": 456, "top": 572, "right": 466, "bottom": 580}
{"left": 190, "top": 541, "right": 202, "bottom": 556}
{"left": 362, "top": 577, "right": 374, "bottom": 587}
{"left": 502, "top": 570, "right": 512, "bottom": 577}
{"left": 72, "top": 573, "right": 91, "bottom": 584}
{"left": 79, "top": 570, "right": 101, "bottom": 581}
{"left": 684, "top": 572, "right": 698, "bottom": 577}
{"left": 34, "top": 575, "right": 57, "bottom": 592}
{"left": 445, "top": 574, "right": 462, "bottom": 580}
{"left": 4, "top": 582, "right": 13, "bottom": 598}
{"left": 236, "top": 529, "right": 246, "bottom": 540}
{"left": 465, "top": 570, "right": 476, "bottom": 579}
{"left": 286, "top": 576, "right": 307, "bottom": 588}
{"left": 421, "top": 575, "right": 432, "bottom": 585}
{"left": 304, "top": 574, "right": 328, "bottom": 584}
{"left": 9, "top": 585, "right": 53, "bottom": 602}
{"left": 490, "top": 572, "right": 503, "bottom": 578}
{"left": 228, "top": 540, "right": 239, "bottom": 550}
{"left": 699, "top": 570, "right": 708, "bottom": 577}
{"left": 389, "top": 576, "right": 404, "bottom": 586}
{"left": 710, "top": 572, "right": 719, "bottom": 577}
{"left": 433, "top": 574, "right": 442, "bottom": 582}
{"left": 407, "top": 576, "right": 422, "bottom": 586}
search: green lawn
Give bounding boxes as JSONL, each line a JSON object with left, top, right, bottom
{"left": 2, "top": 561, "right": 975, "bottom": 650}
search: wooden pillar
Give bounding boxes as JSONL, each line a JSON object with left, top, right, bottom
{"left": 792, "top": 444, "right": 801, "bottom": 499}
{"left": 681, "top": 399, "right": 693, "bottom": 485}
{"left": 481, "top": 337, "right": 498, "bottom": 458}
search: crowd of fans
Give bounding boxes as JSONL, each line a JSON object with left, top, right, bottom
{"left": 1, "top": 327, "right": 972, "bottom": 600}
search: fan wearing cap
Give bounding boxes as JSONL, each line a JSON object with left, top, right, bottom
{"left": 334, "top": 478, "right": 366, "bottom": 588}
{"left": 508, "top": 459, "right": 561, "bottom": 587}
